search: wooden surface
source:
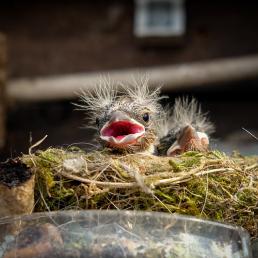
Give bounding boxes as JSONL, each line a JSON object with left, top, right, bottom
{"left": 0, "top": 33, "right": 6, "bottom": 148}
{"left": 7, "top": 55, "right": 258, "bottom": 102}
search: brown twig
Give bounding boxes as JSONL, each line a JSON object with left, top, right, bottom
{"left": 59, "top": 171, "right": 137, "bottom": 189}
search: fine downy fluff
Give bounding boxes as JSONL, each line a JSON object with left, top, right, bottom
{"left": 120, "top": 76, "right": 165, "bottom": 114}
{"left": 76, "top": 77, "right": 163, "bottom": 127}
{"left": 75, "top": 77, "right": 117, "bottom": 126}
{"left": 172, "top": 97, "right": 214, "bottom": 134}
{"left": 76, "top": 78, "right": 214, "bottom": 155}
{"left": 158, "top": 97, "right": 214, "bottom": 139}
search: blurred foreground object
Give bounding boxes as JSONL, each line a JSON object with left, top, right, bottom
{"left": 0, "top": 159, "right": 34, "bottom": 217}
{"left": 3, "top": 223, "right": 63, "bottom": 258}
{"left": 0, "top": 210, "right": 252, "bottom": 258}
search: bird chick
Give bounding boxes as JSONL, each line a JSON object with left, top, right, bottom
{"left": 77, "top": 79, "right": 214, "bottom": 156}
{"left": 77, "top": 79, "right": 163, "bottom": 154}
{"left": 157, "top": 98, "right": 214, "bottom": 156}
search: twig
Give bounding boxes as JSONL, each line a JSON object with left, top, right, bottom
{"left": 36, "top": 178, "right": 59, "bottom": 227}
{"left": 59, "top": 171, "right": 136, "bottom": 189}
{"left": 92, "top": 163, "right": 110, "bottom": 181}
{"left": 201, "top": 174, "right": 209, "bottom": 215}
{"left": 154, "top": 167, "right": 235, "bottom": 187}
{"left": 120, "top": 162, "right": 152, "bottom": 194}
{"left": 196, "top": 167, "right": 235, "bottom": 176}
{"left": 245, "top": 163, "right": 258, "bottom": 171}
{"left": 29, "top": 135, "right": 48, "bottom": 155}
{"left": 151, "top": 194, "right": 172, "bottom": 214}
{"left": 242, "top": 127, "right": 258, "bottom": 141}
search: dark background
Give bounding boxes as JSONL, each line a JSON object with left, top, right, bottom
{"left": 0, "top": 0, "right": 257, "bottom": 159}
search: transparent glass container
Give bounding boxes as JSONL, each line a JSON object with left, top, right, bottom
{"left": 0, "top": 210, "right": 252, "bottom": 258}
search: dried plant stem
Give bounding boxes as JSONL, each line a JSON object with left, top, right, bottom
{"left": 29, "top": 135, "right": 48, "bottom": 155}
{"left": 153, "top": 167, "right": 233, "bottom": 187}
{"left": 60, "top": 166, "right": 241, "bottom": 189}
{"left": 59, "top": 171, "right": 136, "bottom": 189}
{"left": 201, "top": 174, "right": 208, "bottom": 215}
{"left": 245, "top": 163, "right": 258, "bottom": 171}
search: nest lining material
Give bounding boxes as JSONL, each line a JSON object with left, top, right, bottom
{"left": 21, "top": 147, "right": 258, "bottom": 238}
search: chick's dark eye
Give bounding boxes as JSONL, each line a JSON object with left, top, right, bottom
{"left": 96, "top": 118, "right": 100, "bottom": 127}
{"left": 142, "top": 113, "right": 150, "bottom": 122}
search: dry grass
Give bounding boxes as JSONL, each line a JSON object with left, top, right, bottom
{"left": 22, "top": 147, "right": 258, "bottom": 238}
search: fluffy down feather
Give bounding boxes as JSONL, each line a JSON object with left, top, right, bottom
{"left": 158, "top": 97, "right": 214, "bottom": 139}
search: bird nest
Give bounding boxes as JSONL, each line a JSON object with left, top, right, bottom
{"left": 22, "top": 147, "right": 258, "bottom": 238}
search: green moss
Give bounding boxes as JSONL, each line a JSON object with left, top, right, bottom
{"left": 168, "top": 160, "right": 181, "bottom": 172}
{"left": 236, "top": 188, "right": 258, "bottom": 206}
{"left": 184, "top": 156, "right": 201, "bottom": 167}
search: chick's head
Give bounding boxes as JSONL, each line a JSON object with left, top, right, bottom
{"left": 78, "top": 79, "right": 163, "bottom": 153}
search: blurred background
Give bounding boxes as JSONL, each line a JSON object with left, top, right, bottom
{"left": 0, "top": 0, "right": 257, "bottom": 160}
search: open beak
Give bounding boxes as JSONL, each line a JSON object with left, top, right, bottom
{"left": 100, "top": 111, "right": 145, "bottom": 147}
{"left": 167, "top": 125, "right": 209, "bottom": 156}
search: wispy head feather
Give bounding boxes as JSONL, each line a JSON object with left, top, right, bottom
{"left": 121, "top": 76, "right": 165, "bottom": 113}
{"left": 172, "top": 97, "right": 215, "bottom": 134}
{"left": 75, "top": 77, "right": 117, "bottom": 120}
